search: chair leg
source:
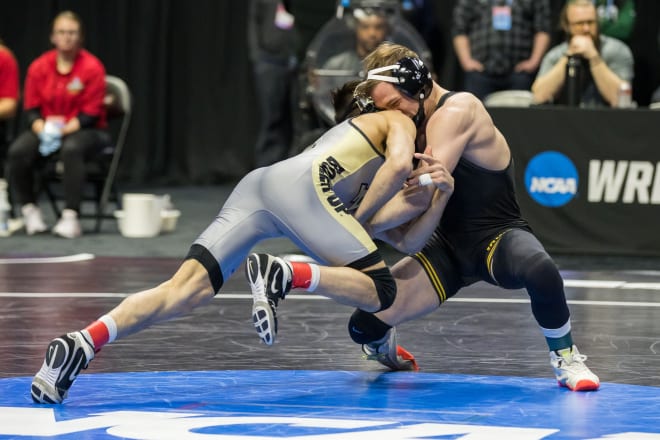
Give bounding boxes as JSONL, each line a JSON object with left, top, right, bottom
{"left": 43, "top": 181, "right": 62, "bottom": 219}
{"left": 94, "top": 207, "right": 102, "bottom": 233}
{"left": 94, "top": 181, "right": 104, "bottom": 233}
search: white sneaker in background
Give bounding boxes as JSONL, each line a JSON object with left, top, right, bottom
{"left": 53, "top": 209, "right": 82, "bottom": 238}
{"left": 21, "top": 203, "right": 48, "bottom": 235}
{"left": 7, "top": 217, "right": 25, "bottom": 235}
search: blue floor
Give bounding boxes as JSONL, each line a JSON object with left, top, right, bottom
{"left": 1, "top": 370, "right": 659, "bottom": 439}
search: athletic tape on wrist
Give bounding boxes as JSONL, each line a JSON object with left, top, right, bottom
{"left": 418, "top": 173, "right": 433, "bottom": 187}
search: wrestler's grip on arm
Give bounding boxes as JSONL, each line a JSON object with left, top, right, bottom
{"left": 370, "top": 150, "right": 455, "bottom": 253}
{"left": 364, "top": 146, "right": 435, "bottom": 235}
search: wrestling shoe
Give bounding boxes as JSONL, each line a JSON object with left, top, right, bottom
{"left": 362, "top": 327, "right": 419, "bottom": 371}
{"left": 31, "top": 332, "right": 95, "bottom": 404}
{"left": 550, "top": 345, "right": 600, "bottom": 391}
{"left": 246, "top": 253, "right": 292, "bottom": 346}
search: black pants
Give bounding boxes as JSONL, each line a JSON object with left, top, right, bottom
{"left": 252, "top": 57, "right": 297, "bottom": 168}
{"left": 7, "top": 129, "right": 109, "bottom": 212}
{"left": 463, "top": 71, "right": 536, "bottom": 101}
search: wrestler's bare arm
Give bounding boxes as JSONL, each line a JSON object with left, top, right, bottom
{"left": 374, "top": 152, "right": 454, "bottom": 253}
{"left": 424, "top": 94, "right": 475, "bottom": 172}
{"left": 430, "top": 94, "right": 510, "bottom": 170}
{"left": 353, "top": 112, "right": 416, "bottom": 225}
{"left": 364, "top": 183, "right": 430, "bottom": 236}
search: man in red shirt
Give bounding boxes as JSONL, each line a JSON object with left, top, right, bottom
{"left": 6, "top": 11, "right": 108, "bottom": 238}
{"left": 0, "top": 39, "right": 19, "bottom": 178}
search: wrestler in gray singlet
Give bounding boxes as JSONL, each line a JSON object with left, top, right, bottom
{"left": 191, "top": 115, "right": 392, "bottom": 289}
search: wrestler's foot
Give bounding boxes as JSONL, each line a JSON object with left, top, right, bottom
{"left": 31, "top": 332, "right": 95, "bottom": 403}
{"left": 362, "top": 327, "right": 419, "bottom": 371}
{"left": 246, "top": 253, "right": 292, "bottom": 345}
{"left": 550, "top": 345, "right": 600, "bottom": 391}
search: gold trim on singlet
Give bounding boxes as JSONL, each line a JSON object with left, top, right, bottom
{"left": 414, "top": 252, "right": 447, "bottom": 303}
{"left": 310, "top": 125, "right": 381, "bottom": 254}
{"left": 485, "top": 229, "right": 512, "bottom": 285}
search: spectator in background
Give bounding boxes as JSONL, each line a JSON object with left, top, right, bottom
{"left": 531, "top": 0, "right": 633, "bottom": 107}
{"left": 293, "top": 7, "right": 391, "bottom": 155}
{"left": 594, "top": 0, "right": 635, "bottom": 44}
{"left": 6, "top": 11, "right": 108, "bottom": 238}
{"left": 322, "top": 8, "right": 390, "bottom": 75}
{"left": 653, "top": 86, "right": 660, "bottom": 106}
{"left": 248, "top": 0, "right": 300, "bottom": 169}
{"left": 0, "top": 38, "right": 19, "bottom": 177}
{"left": 653, "top": 28, "right": 660, "bottom": 106}
{"left": 451, "top": 0, "right": 551, "bottom": 101}
{"left": 401, "top": 0, "right": 438, "bottom": 52}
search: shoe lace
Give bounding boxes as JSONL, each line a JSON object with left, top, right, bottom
{"left": 571, "top": 353, "right": 587, "bottom": 363}
{"left": 361, "top": 343, "right": 379, "bottom": 360}
{"left": 362, "top": 342, "right": 394, "bottom": 363}
{"left": 557, "top": 351, "right": 589, "bottom": 370}
{"left": 363, "top": 352, "right": 390, "bottom": 362}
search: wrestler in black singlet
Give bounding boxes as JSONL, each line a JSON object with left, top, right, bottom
{"left": 350, "top": 91, "right": 571, "bottom": 344}
{"left": 413, "top": 92, "right": 539, "bottom": 304}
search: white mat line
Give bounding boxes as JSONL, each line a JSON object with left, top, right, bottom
{"left": 450, "top": 298, "right": 660, "bottom": 307}
{"left": 563, "top": 280, "right": 660, "bottom": 290}
{"left": 563, "top": 280, "right": 624, "bottom": 288}
{"left": 0, "top": 253, "right": 95, "bottom": 264}
{"left": 1, "top": 292, "right": 659, "bottom": 307}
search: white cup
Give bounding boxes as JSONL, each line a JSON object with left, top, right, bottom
{"left": 117, "top": 193, "right": 162, "bottom": 237}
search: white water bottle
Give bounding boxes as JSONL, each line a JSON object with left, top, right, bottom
{"left": 616, "top": 81, "right": 632, "bottom": 108}
{"left": 0, "top": 179, "right": 11, "bottom": 237}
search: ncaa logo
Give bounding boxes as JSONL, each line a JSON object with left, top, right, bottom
{"left": 525, "top": 151, "right": 578, "bottom": 207}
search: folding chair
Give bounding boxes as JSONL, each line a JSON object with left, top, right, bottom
{"left": 44, "top": 74, "right": 132, "bottom": 232}
{"left": 483, "top": 90, "right": 534, "bottom": 108}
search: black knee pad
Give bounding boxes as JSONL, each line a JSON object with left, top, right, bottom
{"left": 364, "top": 267, "right": 397, "bottom": 312}
{"left": 348, "top": 308, "right": 392, "bottom": 344}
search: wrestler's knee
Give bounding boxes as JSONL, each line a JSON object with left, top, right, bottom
{"left": 167, "top": 260, "right": 216, "bottom": 313}
{"left": 524, "top": 252, "right": 562, "bottom": 293}
{"left": 348, "top": 308, "right": 392, "bottom": 344}
{"left": 494, "top": 246, "right": 561, "bottom": 292}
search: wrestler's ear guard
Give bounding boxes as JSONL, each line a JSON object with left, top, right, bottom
{"left": 366, "top": 57, "right": 432, "bottom": 100}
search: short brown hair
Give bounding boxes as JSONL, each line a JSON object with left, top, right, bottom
{"left": 363, "top": 42, "right": 419, "bottom": 73}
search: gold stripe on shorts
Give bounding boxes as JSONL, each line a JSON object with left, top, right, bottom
{"left": 415, "top": 252, "right": 447, "bottom": 303}
{"left": 485, "top": 229, "right": 511, "bottom": 285}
